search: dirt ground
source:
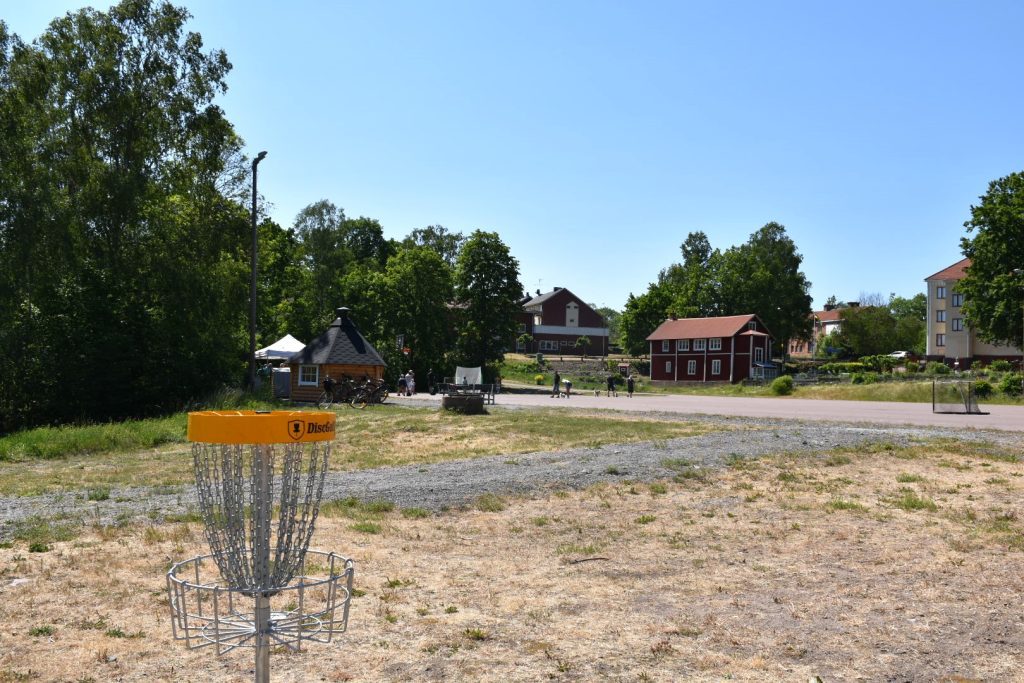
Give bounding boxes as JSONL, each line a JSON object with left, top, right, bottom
{"left": 2, "top": 439, "right": 1024, "bottom": 682}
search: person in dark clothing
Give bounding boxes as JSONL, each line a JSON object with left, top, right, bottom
{"left": 606, "top": 374, "right": 617, "bottom": 397}
{"left": 552, "top": 370, "right": 561, "bottom": 398}
{"left": 626, "top": 374, "right": 635, "bottom": 398}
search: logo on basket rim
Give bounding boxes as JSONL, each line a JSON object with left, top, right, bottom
{"left": 287, "top": 420, "right": 304, "bottom": 440}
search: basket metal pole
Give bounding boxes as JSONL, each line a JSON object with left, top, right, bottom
{"left": 253, "top": 444, "right": 273, "bottom": 683}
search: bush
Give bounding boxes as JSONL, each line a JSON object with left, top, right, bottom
{"left": 820, "top": 362, "right": 866, "bottom": 375}
{"left": 998, "top": 373, "right": 1023, "bottom": 397}
{"left": 991, "top": 359, "right": 1013, "bottom": 373}
{"left": 770, "top": 375, "right": 794, "bottom": 395}
{"left": 924, "top": 361, "right": 951, "bottom": 375}
{"left": 972, "top": 380, "right": 994, "bottom": 398}
{"left": 534, "top": 374, "right": 545, "bottom": 385}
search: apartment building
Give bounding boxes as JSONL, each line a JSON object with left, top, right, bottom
{"left": 925, "top": 258, "right": 1021, "bottom": 367}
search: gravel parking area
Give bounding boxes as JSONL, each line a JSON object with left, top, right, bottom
{"left": 2, "top": 410, "right": 1021, "bottom": 541}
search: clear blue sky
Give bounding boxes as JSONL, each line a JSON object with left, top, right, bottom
{"left": 8, "top": 1, "right": 1024, "bottom": 312}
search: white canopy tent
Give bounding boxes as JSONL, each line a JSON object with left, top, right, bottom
{"left": 454, "top": 366, "right": 482, "bottom": 385}
{"left": 255, "top": 334, "right": 305, "bottom": 361}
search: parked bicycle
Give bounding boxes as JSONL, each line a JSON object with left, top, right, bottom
{"left": 316, "top": 376, "right": 359, "bottom": 409}
{"left": 350, "top": 378, "right": 389, "bottom": 409}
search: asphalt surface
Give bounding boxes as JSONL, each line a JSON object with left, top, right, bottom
{"left": 402, "top": 388, "right": 1024, "bottom": 432}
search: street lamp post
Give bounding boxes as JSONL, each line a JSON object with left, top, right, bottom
{"left": 248, "top": 151, "right": 268, "bottom": 390}
{"left": 1014, "top": 268, "right": 1024, "bottom": 395}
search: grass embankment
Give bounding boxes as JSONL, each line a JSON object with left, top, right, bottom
{"left": 0, "top": 405, "right": 719, "bottom": 496}
{"left": 3, "top": 438, "right": 1024, "bottom": 681}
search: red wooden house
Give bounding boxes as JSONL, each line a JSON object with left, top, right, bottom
{"left": 516, "top": 287, "right": 609, "bottom": 356}
{"left": 647, "top": 314, "right": 776, "bottom": 383}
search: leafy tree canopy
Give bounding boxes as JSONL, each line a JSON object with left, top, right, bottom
{"left": 959, "top": 171, "right": 1024, "bottom": 349}
{"left": 453, "top": 230, "right": 523, "bottom": 373}
{"left": 0, "top": 0, "right": 246, "bottom": 431}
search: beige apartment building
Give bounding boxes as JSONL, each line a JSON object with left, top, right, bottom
{"left": 925, "top": 258, "right": 1021, "bottom": 367}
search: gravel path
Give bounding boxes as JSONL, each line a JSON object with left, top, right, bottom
{"left": 3, "top": 411, "right": 1021, "bottom": 542}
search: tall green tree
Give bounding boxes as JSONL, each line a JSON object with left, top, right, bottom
{"left": 0, "top": 1, "right": 246, "bottom": 431}
{"left": 453, "top": 231, "right": 523, "bottom": 373}
{"left": 619, "top": 286, "right": 672, "bottom": 356}
{"left": 718, "top": 223, "right": 813, "bottom": 353}
{"left": 402, "top": 225, "right": 465, "bottom": 267}
{"left": 959, "top": 171, "right": 1024, "bottom": 350}
{"left": 290, "top": 200, "right": 350, "bottom": 339}
{"left": 594, "top": 306, "right": 621, "bottom": 346}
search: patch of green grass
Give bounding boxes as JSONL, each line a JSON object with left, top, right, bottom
{"left": 824, "top": 454, "right": 852, "bottom": 467}
{"left": 400, "top": 507, "right": 430, "bottom": 519}
{"left": 0, "top": 415, "right": 188, "bottom": 462}
{"left": 825, "top": 498, "right": 867, "bottom": 512}
{"left": 29, "top": 625, "right": 54, "bottom": 637}
{"left": 635, "top": 515, "right": 656, "bottom": 524}
{"left": 892, "top": 489, "right": 938, "bottom": 512}
{"left": 475, "top": 493, "right": 506, "bottom": 512}
{"left": 445, "top": 605, "right": 459, "bottom": 614}
{"left": 532, "top": 516, "right": 550, "bottom": 527}
{"left": 12, "top": 516, "right": 78, "bottom": 547}
{"left": 896, "top": 473, "right": 924, "bottom": 483}
{"left": 649, "top": 483, "right": 667, "bottom": 495}
{"left": 556, "top": 542, "right": 604, "bottom": 555}
{"left": 86, "top": 487, "right": 111, "bottom": 502}
{"left": 349, "top": 521, "right": 382, "bottom": 534}
{"left": 605, "top": 465, "right": 624, "bottom": 475}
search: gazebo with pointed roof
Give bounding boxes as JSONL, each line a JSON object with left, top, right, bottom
{"left": 287, "top": 307, "right": 386, "bottom": 402}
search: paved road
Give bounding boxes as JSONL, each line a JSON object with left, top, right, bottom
{"left": 403, "top": 390, "right": 1024, "bottom": 432}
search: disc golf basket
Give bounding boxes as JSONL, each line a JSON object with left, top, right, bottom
{"left": 166, "top": 411, "right": 353, "bottom": 682}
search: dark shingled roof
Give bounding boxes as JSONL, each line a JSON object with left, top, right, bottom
{"left": 289, "top": 308, "right": 386, "bottom": 367}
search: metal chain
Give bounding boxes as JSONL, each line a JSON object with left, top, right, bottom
{"left": 192, "top": 440, "right": 331, "bottom": 594}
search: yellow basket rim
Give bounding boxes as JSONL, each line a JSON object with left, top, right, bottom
{"left": 187, "top": 410, "right": 336, "bottom": 444}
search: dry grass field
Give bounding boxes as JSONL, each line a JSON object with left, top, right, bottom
{"left": 2, "top": 438, "right": 1024, "bottom": 682}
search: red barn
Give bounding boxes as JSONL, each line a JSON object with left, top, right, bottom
{"left": 517, "top": 287, "right": 609, "bottom": 356}
{"left": 647, "top": 314, "right": 776, "bottom": 383}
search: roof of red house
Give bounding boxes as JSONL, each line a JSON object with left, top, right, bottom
{"left": 646, "top": 314, "right": 772, "bottom": 341}
{"left": 925, "top": 257, "right": 970, "bottom": 281}
{"left": 814, "top": 309, "right": 843, "bottom": 322}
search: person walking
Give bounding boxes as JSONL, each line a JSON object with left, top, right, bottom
{"left": 626, "top": 374, "right": 635, "bottom": 398}
{"left": 551, "top": 370, "right": 561, "bottom": 398}
{"left": 606, "top": 373, "right": 617, "bottom": 397}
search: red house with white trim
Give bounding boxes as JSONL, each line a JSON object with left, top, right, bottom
{"left": 647, "top": 314, "right": 776, "bottom": 383}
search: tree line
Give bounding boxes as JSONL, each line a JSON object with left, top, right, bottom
{"left": 618, "top": 223, "right": 814, "bottom": 356}
{"left": 0, "top": 1, "right": 522, "bottom": 433}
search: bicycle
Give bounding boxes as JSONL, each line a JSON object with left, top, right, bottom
{"left": 351, "top": 378, "right": 388, "bottom": 409}
{"left": 317, "top": 377, "right": 358, "bottom": 409}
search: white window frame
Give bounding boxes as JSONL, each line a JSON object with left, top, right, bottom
{"left": 709, "top": 337, "right": 722, "bottom": 351}
{"left": 539, "top": 340, "right": 558, "bottom": 351}
{"left": 936, "top": 286, "right": 946, "bottom": 299}
{"left": 951, "top": 292, "right": 963, "bottom": 307}
{"left": 754, "top": 347, "right": 764, "bottom": 363}
{"left": 936, "top": 310, "right": 946, "bottom": 323}
{"left": 936, "top": 333, "right": 946, "bottom": 347}
{"left": 299, "top": 365, "right": 320, "bottom": 386}
{"left": 694, "top": 338, "right": 706, "bottom": 351}
{"left": 661, "top": 340, "right": 669, "bottom": 352}
{"left": 676, "top": 339, "right": 689, "bottom": 351}
{"left": 665, "top": 360, "right": 672, "bottom": 373}
{"left": 711, "top": 359, "right": 721, "bottom": 375}
{"left": 687, "top": 360, "right": 697, "bottom": 375}
{"left": 952, "top": 318, "right": 963, "bottom": 332}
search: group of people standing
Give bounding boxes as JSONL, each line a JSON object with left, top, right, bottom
{"left": 550, "top": 370, "right": 635, "bottom": 398}
{"left": 397, "top": 370, "right": 416, "bottom": 396}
